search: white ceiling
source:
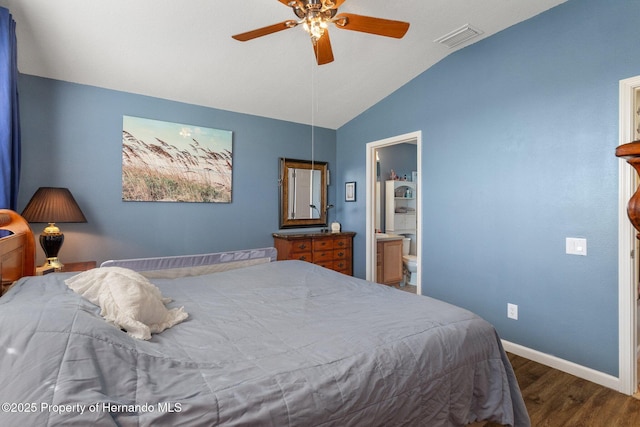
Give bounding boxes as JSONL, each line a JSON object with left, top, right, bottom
{"left": 0, "top": 0, "right": 567, "bottom": 129}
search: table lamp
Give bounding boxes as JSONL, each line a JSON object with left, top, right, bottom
{"left": 21, "top": 187, "right": 87, "bottom": 270}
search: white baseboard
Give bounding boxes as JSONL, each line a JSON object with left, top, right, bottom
{"left": 502, "top": 340, "right": 622, "bottom": 392}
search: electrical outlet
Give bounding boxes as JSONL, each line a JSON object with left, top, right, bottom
{"left": 507, "top": 303, "right": 518, "bottom": 320}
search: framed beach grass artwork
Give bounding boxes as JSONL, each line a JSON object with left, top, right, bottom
{"left": 122, "top": 116, "right": 233, "bottom": 203}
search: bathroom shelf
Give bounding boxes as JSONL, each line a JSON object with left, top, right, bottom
{"left": 385, "top": 180, "right": 417, "bottom": 233}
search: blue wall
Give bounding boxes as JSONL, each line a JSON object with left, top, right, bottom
{"left": 335, "top": 0, "right": 639, "bottom": 376}
{"left": 17, "top": 76, "right": 336, "bottom": 264}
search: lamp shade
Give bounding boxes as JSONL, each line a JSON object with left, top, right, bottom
{"left": 21, "top": 187, "right": 87, "bottom": 223}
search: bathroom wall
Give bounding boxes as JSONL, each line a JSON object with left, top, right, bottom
{"left": 376, "top": 143, "right": 417, "bottom": 235}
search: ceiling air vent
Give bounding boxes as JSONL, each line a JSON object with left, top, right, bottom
{"left": 434, "top": 24, "right": 483, "bottom": 48}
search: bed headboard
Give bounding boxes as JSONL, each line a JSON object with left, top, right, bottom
{"left": 0, "top": 209, "right": 36, "bottom": 294}
{"left": 100, "top": 247, "right": 278, "bottom": 278}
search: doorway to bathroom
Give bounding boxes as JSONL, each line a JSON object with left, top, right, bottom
{"left": 365, "top": 131, "right": 422, "bottom": 295}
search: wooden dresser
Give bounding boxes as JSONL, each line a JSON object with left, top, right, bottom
{"left": 273, "top": 231, "right": 356, "bottom": 276}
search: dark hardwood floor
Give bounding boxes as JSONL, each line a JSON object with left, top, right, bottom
{"left": 486, "top": 353, "right": 640, "bottom": 426}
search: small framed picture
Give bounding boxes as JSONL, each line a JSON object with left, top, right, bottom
{"left": 345, "top": 181, "right": 356, "bottom": 202}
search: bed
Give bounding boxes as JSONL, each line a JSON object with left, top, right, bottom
{"left": 0, "top": 209, "right": 529, "bottom": 426}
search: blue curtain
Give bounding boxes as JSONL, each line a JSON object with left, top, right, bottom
{"left": 0, "top": 7, "right": 20, "bottom": 210}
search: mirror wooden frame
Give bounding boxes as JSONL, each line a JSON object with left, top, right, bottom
{"left": 279, "top": 158, "right": 328, "bottom": 228}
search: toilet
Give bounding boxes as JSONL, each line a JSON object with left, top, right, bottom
{"left": 401, "top": 237, "right": 418, "bottom": 286}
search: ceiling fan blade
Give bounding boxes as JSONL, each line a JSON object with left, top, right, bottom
{"left": 333, "top": 13, "right": 410, "bottom": 38}
{"left": 232, "top": 21, "right": 297, "bottom": 42}
{"left": 313, "top": 31, "right": 334, "bottom": 65}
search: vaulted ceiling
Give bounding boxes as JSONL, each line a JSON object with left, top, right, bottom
{"left": 0, "top": 0, "right": 567, "bottom": 129}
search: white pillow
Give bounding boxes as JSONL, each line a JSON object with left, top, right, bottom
{"left": 65, "top": 266, "right": 188, "bottom": 340}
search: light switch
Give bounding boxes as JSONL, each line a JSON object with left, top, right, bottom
{"left": 566, "top": 237, "right": 587, "bottom": 256}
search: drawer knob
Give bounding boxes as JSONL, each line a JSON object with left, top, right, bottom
{"left": 299, "top": 255, "right": 307, "bottom": 261}
{"left": 298, "top": 243, "right": 307, "bottom": 249}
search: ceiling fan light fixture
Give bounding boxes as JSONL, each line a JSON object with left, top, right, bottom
{"left": 303, "top": 15, "right": 328, "bottom": 42}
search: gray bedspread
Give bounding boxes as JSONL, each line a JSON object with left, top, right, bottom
{"left": 0, "top": 260, "right": 529, "bottom": 426}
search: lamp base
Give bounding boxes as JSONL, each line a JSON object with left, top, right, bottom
{"left": 39, "top": 225, "right": 65, "bottom": 271}
{"left": 42, "top": 257, "right": 64, "bottom": 271}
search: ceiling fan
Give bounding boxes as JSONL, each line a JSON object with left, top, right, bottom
{"left": 231, "top": 0, "right": 410, "bottom": 65}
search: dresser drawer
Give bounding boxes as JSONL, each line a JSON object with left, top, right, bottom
{"left": 290, "top": 239, "right": 312, "bottom": 253}
{"left": 312, "top": 238, "right": 334, "bottom": 251}
{"left": 292, "top": 251, "right": 313, "bottom": 262}
{"left": 333, "top": 259, "right": 351, "bottom": 275}
{"left": 333, "top": 237, "right": 351, "bottom": 249}
{"left": 314, "top": 260, "right": 335, "bottom": 270}
{"left": 334, "top": 248, "right": 349, "bottom": 260}
{"left": 313, "top": 250, "right": 334, "bottom": 263}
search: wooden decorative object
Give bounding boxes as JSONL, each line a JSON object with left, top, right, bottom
{"left": 616, "top": 141, "right": 640, "bottom": 238}
{"left": 0, "top": 209, "right": 36, "bottom": 295}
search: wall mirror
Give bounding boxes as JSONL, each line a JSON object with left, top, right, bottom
{"left": 279, "top": 158, "right": 328, "bottom": 228}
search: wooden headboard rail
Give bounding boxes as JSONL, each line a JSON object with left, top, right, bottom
{"left": 0, "top": 209, "right": 36, "bottom": 294}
